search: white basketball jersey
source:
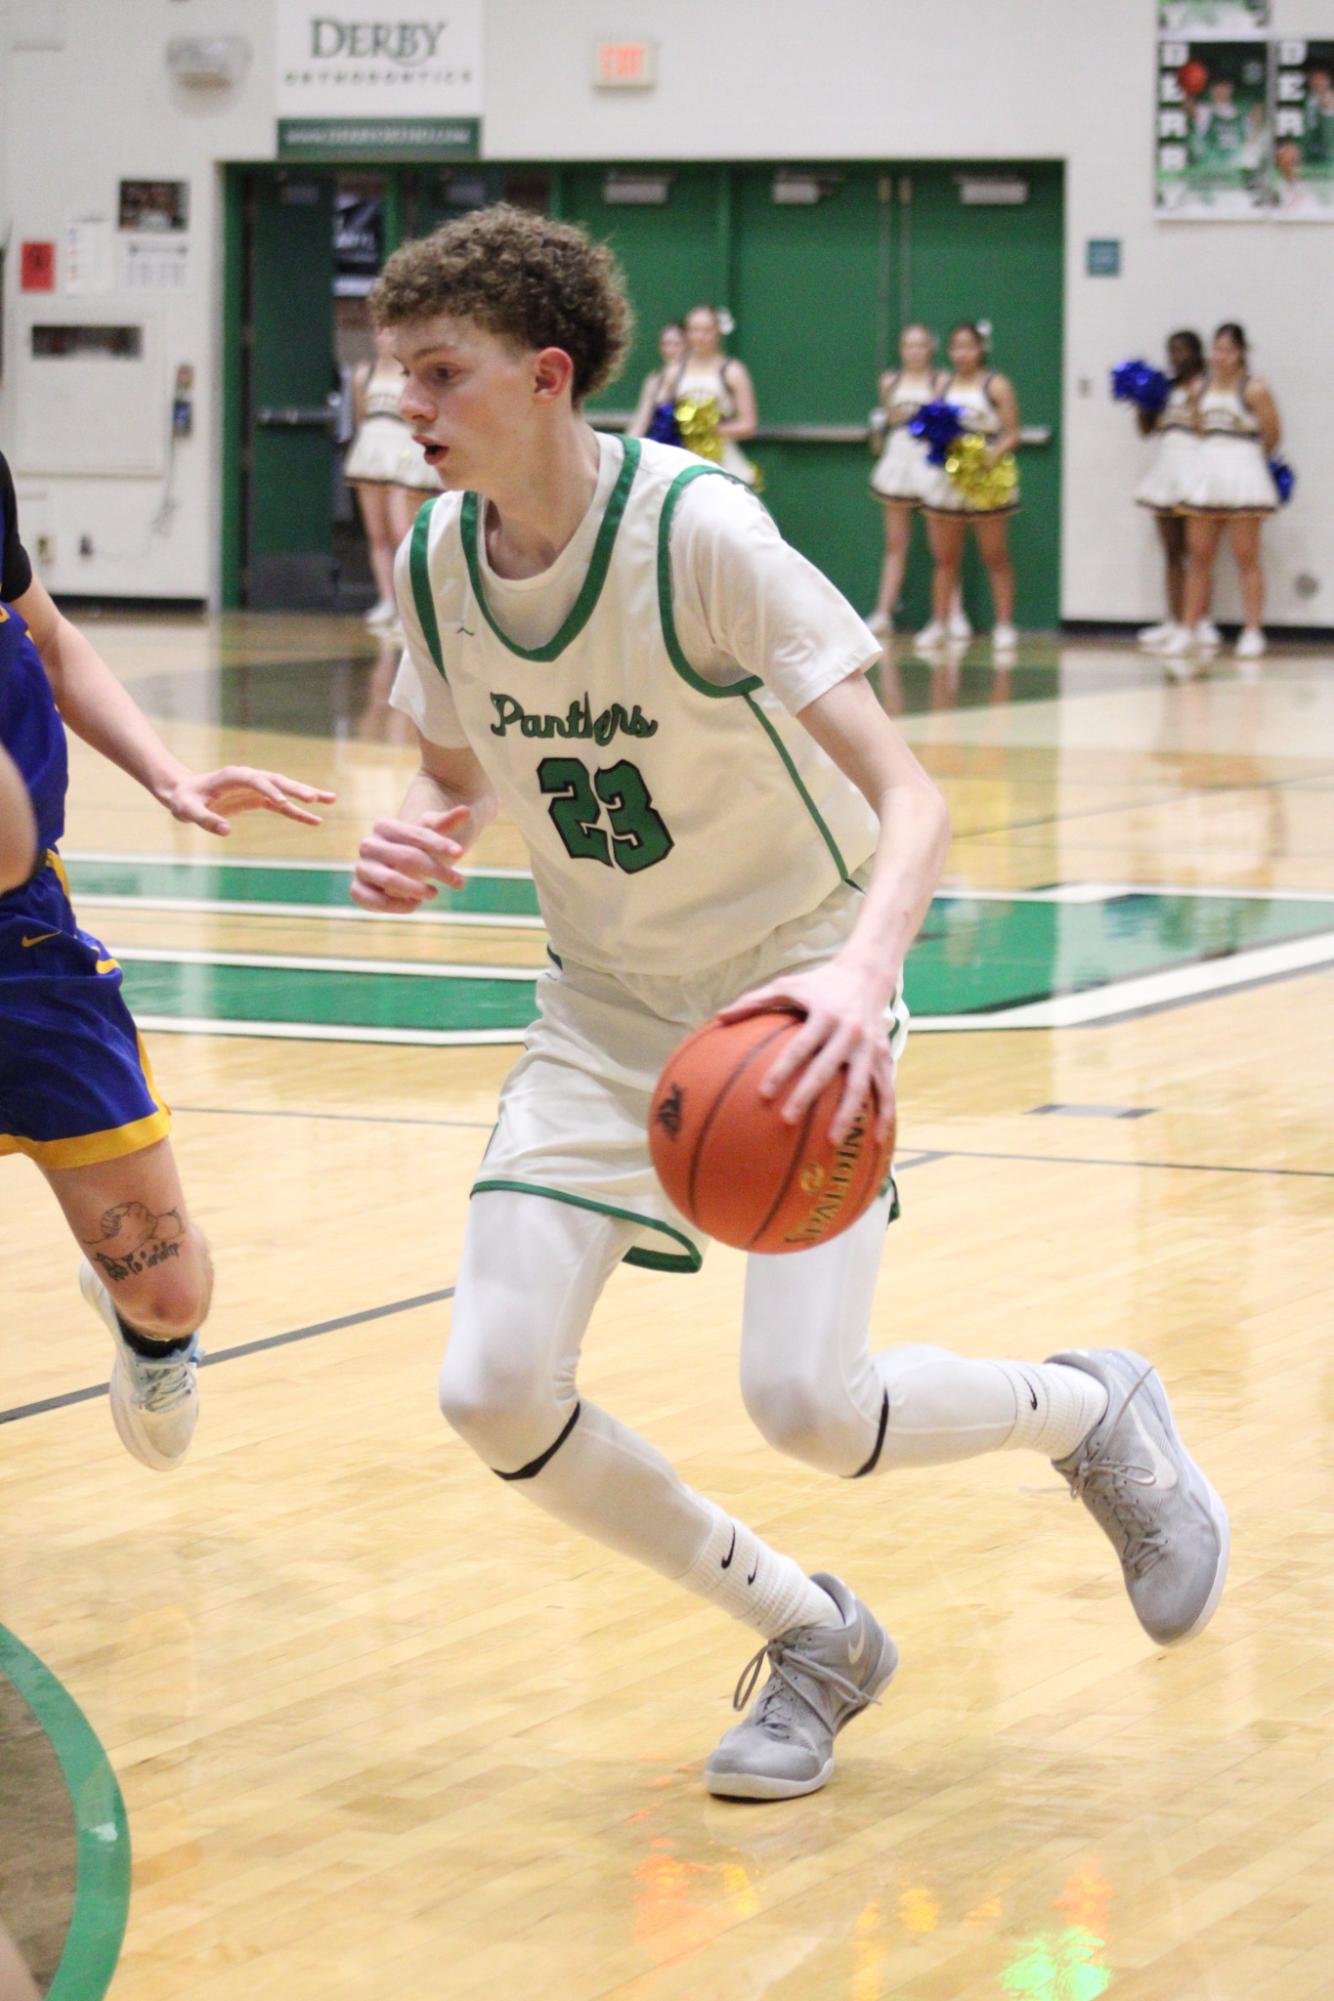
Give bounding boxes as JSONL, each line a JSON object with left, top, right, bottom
{"left": 406, "top": 437, "right": 879, "bottom": 977}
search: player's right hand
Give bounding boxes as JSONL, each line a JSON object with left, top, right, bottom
{"left": 350, "top": 806, "right": 472, "bottom": 913}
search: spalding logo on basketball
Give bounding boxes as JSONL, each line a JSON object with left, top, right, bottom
{"left": 647, "top": 1008, "right": 895, "bottom": 1254}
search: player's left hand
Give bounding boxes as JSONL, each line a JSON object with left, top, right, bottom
{"left": 165, "top": 767, "right": 337, "bottom": 836}
{"left": 716, "top": 959, "right": 897, "bottom": 1146}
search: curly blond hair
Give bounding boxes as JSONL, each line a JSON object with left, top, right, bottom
{"left": 369, "top": 204, "right": 633, "bottom": 404}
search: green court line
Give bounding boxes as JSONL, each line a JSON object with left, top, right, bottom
{"left": 0, "top": 1627, "right": 130, "bottom": 2001}
{"left": 65, "top": 854, "right": 541, "bottom": 921}
{"left": 106, "top": 892, "right": 1334, "bottom": 1037}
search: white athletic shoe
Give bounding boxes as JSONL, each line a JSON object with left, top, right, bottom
{"left": 914, "top": 619, "right": 947, "bottom": 652}
{"left": 865, "top": 609, "right": 892, "bottom": 638}
{"left": 1195, "top": 619, "right": 1222, "bottom": 650}
{"left": 991, "top": 622, "right": 1019, "bottom": 657}
{"left": 1234, "top": 627, "right": 1266, "bottom": 661}
{"left": 1137, "top": 620, "right": 1178, "bottom": 649}
{"left": 705, "top": 1574, "right": 898, "bottom": 1800}
{"left": 947, "top": 606, "right": 973, "bottom": 641}
{"left": 79, "top": 1259, "right": 201, "bottom": 1472}
{"left": 364, "top": 598, "right": 397, "bottom": 628}
{"left": 1159, "top": 624, "right": 1195, "bottom": 659}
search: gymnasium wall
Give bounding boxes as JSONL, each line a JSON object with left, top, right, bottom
{"left": 1, "top": 0, "right": 1328, "bottom": 625}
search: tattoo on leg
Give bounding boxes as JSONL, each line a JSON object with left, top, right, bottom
{"left": 82, "top": 1201, "right": 185, "bottom": 1285}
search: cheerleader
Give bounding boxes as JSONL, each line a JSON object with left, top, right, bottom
{"left": 866, "top": 326, "right": 969, "bottom": 642}
{"left": 665, "top": 304, "right": 761, "bottom": 486}
{"left": 344, "top": 329, "right": 439, "bottom": 627}
{"left": 1164, "top": 322, "right": 1279, "bottom": 665}
{"left": 627, "top": 322, "right": 686, "bottom": 438}
{"left": 1133, "top": 330, "right": 1211, "bottom": 651}
{"left": 920, "top": 323, "right": 1021, "bottom": 659}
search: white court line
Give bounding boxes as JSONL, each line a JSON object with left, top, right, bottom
{"left": 133, "top": 1015, "right": 530, "bottom": 1047}
{"left": 74, "top": 894, "right": 545, "bottom": 929}
{"left": 114, "top": 946, "right": 538, "bottom": 981}
{"left": 908, "top": 928, "right": 1334, "bottom": 1030}
{"left": 62, "top": 850, "right": 532, "bottom": 881}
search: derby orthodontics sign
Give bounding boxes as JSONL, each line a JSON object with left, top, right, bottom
{"left": 276, "top": 2, "right": 483, "bottom": 159}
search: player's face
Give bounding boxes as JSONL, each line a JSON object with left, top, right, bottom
{"left": 393, "top": 316, "right": 546, "bottom": 492}
{"left": 899, "top": 326, "right": 935, "bottom": 372}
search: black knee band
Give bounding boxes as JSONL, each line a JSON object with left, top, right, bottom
{"left": 493, "top": 1402, "right": 583, "bottom": 1482}
{"left": 850, "top": 1391, "right": 889, "bottom": 1479}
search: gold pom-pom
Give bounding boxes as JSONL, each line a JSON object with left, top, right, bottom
{"left": 945, "top": 433, "right": 1018, "bottom": 511}
{"left": 675, "top": 395, "right": 724, "bottom": 464}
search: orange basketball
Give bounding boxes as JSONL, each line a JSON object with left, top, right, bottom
{"left": 648, "top": 1009, "right": 896, "bottom": 1255}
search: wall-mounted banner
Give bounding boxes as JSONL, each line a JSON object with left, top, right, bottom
{"left": 1271, "top": 40, "right": 1334, "bottom": 217}
{"left": 276, "top": 1, "right": 482, "bottom": 159}
{"left": 1156, "top": 39, "right": 1270, "bottom": 215}
{"left": 1157, "top": 1, "right": 1268, "bottom": 34}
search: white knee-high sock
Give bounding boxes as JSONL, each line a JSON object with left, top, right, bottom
{"left": 873, "top": 1345, "right": 1108, "bottom": 1468}
{"left": 679, "top": 1503, "right": 843, "bottom": 1639}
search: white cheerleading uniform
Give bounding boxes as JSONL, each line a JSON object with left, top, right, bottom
{"left": 344, "top": 360, "right": 440, "bottom": 493}
{"left": 669, "top": 358, "right": 761, "bottom": 487}
{"left": 1134, "top": 382, "right": 1202, "bottom": 514}
{"left": 920, "top": 375, "right": 1021, "bottom": 517}
{"left": 869, "top": 371, "right": 948, "bottom": 506}
{"left": 1183, "top": 379, "right": 1278, "bottom": 517}
{"left": 391, "top": 433, "right": 900, "bottom": 1272}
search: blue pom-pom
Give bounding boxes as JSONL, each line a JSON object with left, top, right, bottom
{"left": 1269, "top": 457, "right": 1295, "bottom": 505}
{"left": 646, "top": 400, "right": 682, "bottom": 447}
{"left": 1111, "top": 359, "right": 1170, "bottom": 415}
{"left": 909, "top": 398, "right": 965, "bottom": 466}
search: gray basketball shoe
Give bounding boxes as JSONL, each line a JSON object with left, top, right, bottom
{"left": 1048, "top": 1348, "right": 1228, "bottom": 1647}
{"left": 705, "top": 1573, "right": 898, "bottom": 1800}
{"left": 79, "top": 1258, "right": 201, "bottom": 1471}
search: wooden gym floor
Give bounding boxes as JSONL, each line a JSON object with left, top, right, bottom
{"left": 1, "top": 617, "right": 1331, "bottom": 2000}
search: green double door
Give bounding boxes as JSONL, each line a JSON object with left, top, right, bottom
{"left": 566, "top": 162, "right": 1064, "bottom": 628}
{"left": 230, "top": 161, "right": 1063, "bottom": 625}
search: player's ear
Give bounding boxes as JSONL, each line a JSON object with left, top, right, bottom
{"left": 532, "top": 347, "right": 576, "bottom": 403}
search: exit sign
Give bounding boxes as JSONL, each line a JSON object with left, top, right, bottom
{"left": 593, "top": 40, "right": 657, "bottom": 88}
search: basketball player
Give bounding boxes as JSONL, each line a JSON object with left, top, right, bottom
{"left": 0, "top": 447, "right": 334, "bottom": 1469}
{"left": 355, "top": 207, "right": 1228, "bottom": 1801}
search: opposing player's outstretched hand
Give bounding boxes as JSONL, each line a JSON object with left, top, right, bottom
{"left": 166, "top": 767, "right": 336, "bottom": 836}
{"left": 717, "top": 959, "right": 897, "bottom": 1147}
{"left": 350, "top": 806, "right": 473, "bottom": 914}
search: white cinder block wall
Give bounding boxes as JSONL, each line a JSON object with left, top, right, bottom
{"left": 1, "top": 0, "right": 1328, "bottom": 623}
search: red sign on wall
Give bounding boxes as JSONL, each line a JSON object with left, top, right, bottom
{"left": 20, "top": 241, "right": 56, "bottom": 291}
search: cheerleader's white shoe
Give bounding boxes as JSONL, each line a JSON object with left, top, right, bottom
{"left": 865, "top": 609, "right": 892, "bottom": 638}
{"left": 947, "top": 606, "right": 973, "bottom": 642}
{"left": 914, "top": 620, "right": 947, "bottom": 653}
{"left": 991, "top": 623, "right": 1019, "bottom": 659}
{"left": 1234, "top": 628, "right": 1266, "bottom": 662}
{"left": 1137, "top": 621, "right": 1178, "bottom": 649}
{"left": 1195, "top": 619, "right": 1222, "bottom": 650}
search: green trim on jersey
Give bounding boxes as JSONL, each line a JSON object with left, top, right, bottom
{"left": 656, "top": 464, "right": 763, "bottom": 699}
{"left": 461, "top": 437, "right": 642, "bottom": 663}
{"left": 471, "top": 1177, "right": 702, "bottom": 1274}
{"left": 657, "top": 462, "right": 856, "bottom": 888}
{"left": 409, "top": 497, "right": 447, "bottom": 679}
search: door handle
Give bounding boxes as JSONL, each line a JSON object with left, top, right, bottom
{"left": 256, "top": 397, "right": 340, "bottom": 431}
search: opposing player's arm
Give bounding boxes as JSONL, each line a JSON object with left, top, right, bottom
{"left": 0, "top": 741, "right": 38, "bottom": 893}
{"left": 720, "top": 673, "right": 949, "bottom": 1144}
{"left": 351, "top": 732, "right": 499, "bottom": 913}
{"left": 13, "top": 574, "right": 334, "bottom": 834}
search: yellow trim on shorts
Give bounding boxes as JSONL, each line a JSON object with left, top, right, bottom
{"left": 0, "top": 1038, "right": 172, "bottom": 1170}
{"left": 45, "top": 848, "right": 71, "bottom": 894}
